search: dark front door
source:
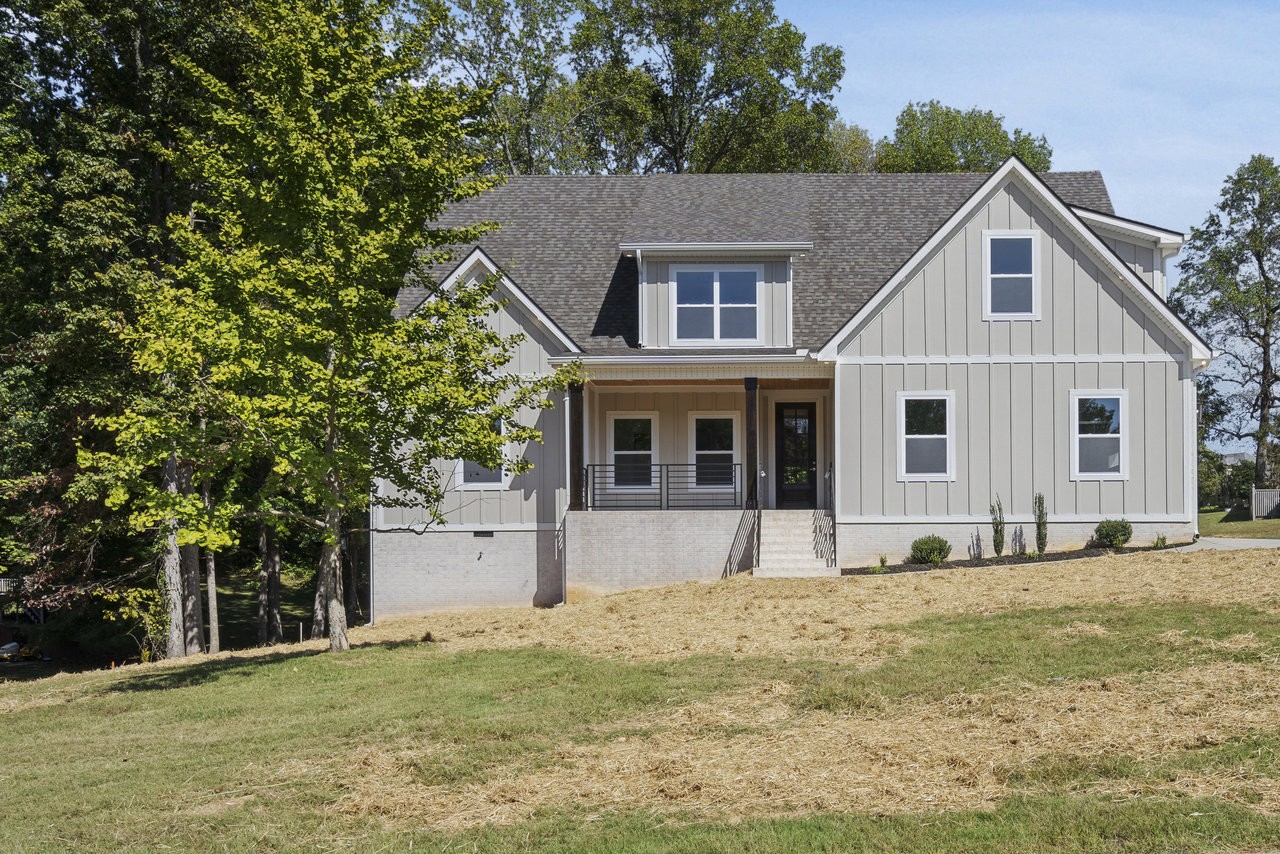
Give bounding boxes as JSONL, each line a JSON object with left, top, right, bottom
{"left": 775, "top": 402, "right": 817, "bottom": 508}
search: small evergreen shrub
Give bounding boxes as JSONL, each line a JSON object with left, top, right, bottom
{"left": 1153, "top": 534, "right": 1168, "bottom": 549}
{"left": 1033, "top": 492, "right": 1048, "bottom": 555}
{"left": 910, "top": 535, "right": 952, "bottom": 566}
{"left": 879, "top": 554, "right": 888, "bottom": 569}
{"left": 1094, "top": 518, "right": 1133, "bottom": 549}
{"left": 990, "top": 496, "right": 1006, "bottom": 557}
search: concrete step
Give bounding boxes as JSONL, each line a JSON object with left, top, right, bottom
{"left": 754, "top": 564, "right": 841, "bottom": 578}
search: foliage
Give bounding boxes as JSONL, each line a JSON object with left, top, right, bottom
{"left": 909, "top": 534, "right": 951, "bottom": 566}
{"left": 1094, "top": 519, "right": 1133, "bottom": 549}
{"left": 570, "top": 0, "right": 846, "bottom": 174}
{"left": 1033, "top": 492, "right": 1048, "bottom": 555}
{"left": 1174, "top": 155, "right": 1280, "bottom": 488}
{"left": 989, "top": 495, "right": 1005, "bottom": 556}
{"left": 1153, "top": 534, "right": 1167, "bottom": 549}
{"left": 93, "top": 583, "right": 168, "bottom": 660}
{"left": 875, "top": 100, "right": 1052, "bottom": 173}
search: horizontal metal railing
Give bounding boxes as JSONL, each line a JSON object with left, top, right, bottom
{"left": 585, "top": 463, "right": 743, "bottom": 510}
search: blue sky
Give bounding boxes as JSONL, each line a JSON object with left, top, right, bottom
{"left": 777, "top": 0, "right": 1279, "bottom": 257}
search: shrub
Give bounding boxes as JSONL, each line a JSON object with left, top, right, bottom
{"left": 1153, "top": 534, "right": 1167, "bottom": 549}
{"left": 1033, "top": 492, "right": 1048, "bottom": 555}
{"left": 990, "top": 495, "right": 1006, "bottom": 556}
{"left": 910, "top": 535, "right": 952, "bottom": 566}
{"left": 1094, "top": 518, "right": 1133, "bottom": 549}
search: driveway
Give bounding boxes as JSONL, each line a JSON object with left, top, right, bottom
{"left": 1176, "top": 536, "right": 1280, "bottom": 552}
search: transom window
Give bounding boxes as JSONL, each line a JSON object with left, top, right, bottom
{"left": 984, "top": 231, "right": 1039, "bottom": 320}
{"left": 1072, "top": 391, "right": 1127, "bottom": 480}
{"left": 690, "top": 413, "right": 737, "bottom": 487}
{"left": 897, "top": 392, "right": 955, "bottom": 481}
{"left": 611, "top": 415, "right": 655, "bottom": 487}
{"left": 673, "top": 265, "right": 760, "bottom": 343}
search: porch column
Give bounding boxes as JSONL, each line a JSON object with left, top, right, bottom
{"left": 568, "top": 382, "right": 585, "bottom": 511}
{"left": 744, "top": 376, "right": 758, "bottom": 508}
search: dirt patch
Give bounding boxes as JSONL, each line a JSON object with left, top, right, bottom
{"left": 334, "top": 661, "right": 1280, "bottom": 830}
{"left": 354, "top": 548, "right": 1280, "bottom": 665}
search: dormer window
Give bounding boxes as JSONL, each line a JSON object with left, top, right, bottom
{"left": 983, "top": 230, "right": 1040, "bottom": 320}
{"left": 672, "top": 264, "right": 761, "bottom": 344}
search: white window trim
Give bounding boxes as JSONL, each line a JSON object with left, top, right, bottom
{"left": 1070, "top": 389, "right": 1129, "bottom": 481}
{"left": 687, "top": 410, "right": 741, "bottom": 491}
{"left": 896, "top": 391, "right": 956, "bottom": 482}
{"left": 606, "top": 411, "right": 659, "bottom": 490}
{"left": 982, "top": 229, "right": 1041, "bottom": 321}
{"left": 453, "top": 420, "right": 514, "bottom": 491}
{"left": 669, "top": 263, "right": 764, "bottom": 346}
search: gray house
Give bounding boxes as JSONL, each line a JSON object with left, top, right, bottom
{"left": 371, "top": 158, "right": 1211, "bottom": 619}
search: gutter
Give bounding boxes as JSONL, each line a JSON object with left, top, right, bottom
{"left": 550, "top": 350, "right": 819, "bottom": 366}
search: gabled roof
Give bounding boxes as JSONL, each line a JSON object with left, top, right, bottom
{"left": 401, "top": 170, "right": 1119, "bottom": 355}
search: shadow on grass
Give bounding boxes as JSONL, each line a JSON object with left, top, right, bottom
{"left": 1221, "top": 504, "right": 1254, "bottom": 523}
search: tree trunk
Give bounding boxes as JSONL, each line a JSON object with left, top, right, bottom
{"left": 310, "top": 557, "right": 328, "bottom": 640}
{"left": 161, "top": 453, "right": 185, "bottom": 659}
{"left": 256, "top": 525, "right": 283, "bottom": 646}
{"left": 1258, "top": 338, "right": 1275, "bottom": 489}
{"left": 321, "top": 503, "right": 349, "bottom": 651}
{"left": 178, "top": 464, "right": 203, "bottom": 655}
{"left": 204, "top": 548, "right": 220, "bottom": 654}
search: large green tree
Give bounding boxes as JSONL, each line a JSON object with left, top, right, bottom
{"left": 91, "top": 0, "right": 576, "bottom": 653}
{"left": 1174, "top": 155, "right": 1280, "bottom": 489}
{"left": 875, "top": 100, "right": 1052, "bottom": 173}
{"left": 570, "top": 0, "right": 846, "bottom": 174}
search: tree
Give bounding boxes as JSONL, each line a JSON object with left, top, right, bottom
{"left": 571, "top": 0, "right": 845, "bottom": 174}
{"left": 1174, "top": 155, "right": 1280, "bottom": 489}
{"left": 875, "top": 100, "right": 1052, "bottom": 173}
{"left": 93, "top": 0, "right": 578, "bottom": 653}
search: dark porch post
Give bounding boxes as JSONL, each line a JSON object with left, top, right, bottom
{"left": 744, "top": 376, "right": 758, "bottom": 508}
{"left": 568, "top": 382, "right": 585, "bottom": 511}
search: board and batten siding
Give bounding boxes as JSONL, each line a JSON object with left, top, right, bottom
{"left": 640, "top": 255, "right": 790, "bottom": 347}
{"left": 377, "top": 269, "right": 569, "bottom": 530}
{"left": 833, "top": 180, "right": 1194, "bottom": 526}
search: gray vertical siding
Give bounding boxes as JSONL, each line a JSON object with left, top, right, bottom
{"left": 834, "top": 180, "right": 1194, "bottom": 523}
{"left": 640, "top": 255, "right": 790, "bottom": 347}
{"left": 377, "top": 264, "right": 569, "bottom": 530}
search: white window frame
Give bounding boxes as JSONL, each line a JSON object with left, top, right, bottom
{"left": 606, "top": 411, "right": 659, "bottom": 490}
{"left": 687, "top": 410, "right": 741, "bottom": 490}
{"left": 982, "top": 229, "right": 1041, "bottom": 321}
{"left": 897, "top": 391, "right": 956, "bottom": 482}
{"left": 1070, "top": 389, "right": 1128, "bottom": 481}
{"left": 454, "top": 419, "right": 514, "bottom": 490}
{"left": 669, "top": 263, "right": 763, "bottom": 346}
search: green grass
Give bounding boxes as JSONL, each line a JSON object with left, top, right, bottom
{"left": 1199, "top": 507, "right": 1280, "bottom": 538}
{"left": 801, "top": 603, "right": 1280, "bottom": 712}
{"left": 4, "top": 603, "right": 1280, "bottom": 851}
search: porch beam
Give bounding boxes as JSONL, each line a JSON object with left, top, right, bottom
{"left": 568, "top": 382, "right": 585, "bottom": 511}
{"left": 744, "top": 376, "right": 759, "bottom": 508}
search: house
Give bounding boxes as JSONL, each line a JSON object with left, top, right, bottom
{"left": 370, "top": 158, "right": 1211, "bottom": 619}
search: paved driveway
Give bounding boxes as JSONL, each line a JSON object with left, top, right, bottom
{"left": 1176, "top": 536, "right": 1280, "bottom": 552}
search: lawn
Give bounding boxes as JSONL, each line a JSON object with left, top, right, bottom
{"left": 1199, "top": 506, "right": 1280, "bottom": 538}
{"left": 4, "top": 548, "right": 1280, "bottom": 852}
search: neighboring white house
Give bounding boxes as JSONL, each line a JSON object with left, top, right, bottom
{"left": 371, "top": 158, "right": 1212, "bottom": 619}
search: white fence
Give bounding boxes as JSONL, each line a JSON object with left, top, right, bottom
{"left": 1252, "top": 488, "right": 1280, "bottom": 520}
{"left": 0, "top": 577, "right": 17, "bottom": 595}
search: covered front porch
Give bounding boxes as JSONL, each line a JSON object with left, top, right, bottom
{"left": 567, "top": 376, "right": 835, "bottom": 513}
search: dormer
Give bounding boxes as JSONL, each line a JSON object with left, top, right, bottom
{"left": 620, "top": 242, "right": 812, "bottom": 349}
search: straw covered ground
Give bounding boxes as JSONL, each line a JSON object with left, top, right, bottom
{"left": 7, "top": 546, "right": 1280, "bottom": 852}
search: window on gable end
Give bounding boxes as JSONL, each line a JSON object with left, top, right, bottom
{"left": 984, "top": 231, "right": 1039, "bottom": 320}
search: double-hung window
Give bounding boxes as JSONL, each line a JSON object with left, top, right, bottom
{"left": 898, "top": 392, "right": 955, "bottom": 481}
{"left": 983, "top": 230, "right": 1039, "bottom": 320}
{"left": 690, "top": 413, "right": 737, "bottom": 487}
{"left": 673, "top": 265, "right": 760, "bottom": 343}
{"left": 458, "top": 419, "right": 507, "bottom": 488}
{"left": 611, "top": 414, "right": 656, "bottom": 487}
{"left": 1071, "top": 391, "right": 1126, "bottom": 479}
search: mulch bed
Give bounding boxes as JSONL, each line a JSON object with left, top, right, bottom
{"left": 841, "top": 543, "right": 1180, "bottom": 576}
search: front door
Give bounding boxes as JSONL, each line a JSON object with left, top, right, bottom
{"left": 775, "top": 402, "right": 817, "bottom": 508}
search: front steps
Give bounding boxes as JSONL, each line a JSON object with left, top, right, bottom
{"left": 754, "top": 509, "right": 839, "bottom": 577}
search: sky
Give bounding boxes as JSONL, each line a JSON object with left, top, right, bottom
{"left": 776, "top": 0, "right": 1279, "bottom": 262}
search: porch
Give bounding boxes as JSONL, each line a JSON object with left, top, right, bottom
{"left": 568, "top": 377, "right": 835, "bottom": 512}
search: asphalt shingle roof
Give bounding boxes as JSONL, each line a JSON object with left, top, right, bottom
{"left": 400, "top": 170, "right": 1115, "bottom": 354}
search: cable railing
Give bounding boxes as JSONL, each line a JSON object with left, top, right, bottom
{"left": 585, "top": 463, "right": 743, "bottom": 510}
